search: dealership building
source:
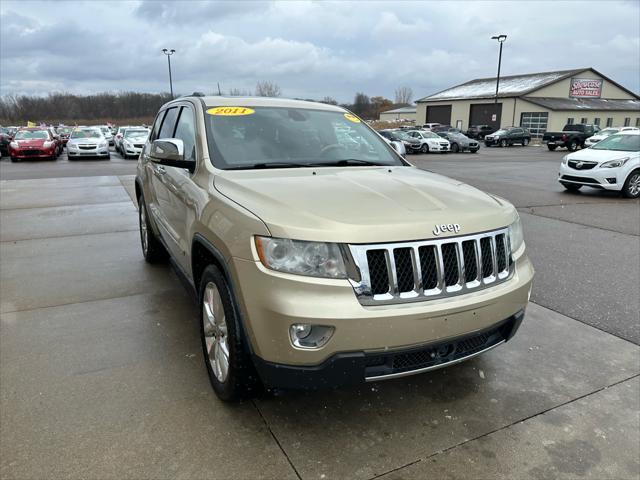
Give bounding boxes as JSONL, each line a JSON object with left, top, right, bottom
{"left": 415, "top": 68, "right": 640, "bottom": 138}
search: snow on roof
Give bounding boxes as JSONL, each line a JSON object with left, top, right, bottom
{"left": 418, "top": 69, "right": 586, "bottom": 102}
{"left": 522, "top": 97, "right": 640, "bottom": 111}
{"left": 381, "top": 106, "right": 417, "bottom": 114}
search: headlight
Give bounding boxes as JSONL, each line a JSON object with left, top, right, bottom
{"left": 9, "top": 141, "right": 18, "bottom": 149}
{"left": 43, "top": 141, "right": 54, "bottom": 148}
{"left": 68, "top": 143, "right": 78, "bottom": 149}
{"left": 508, "top": 215, "right": 524, "bottom": 253}
{"left": 99, "top": 141, "right": 108, "bottom": 148}
{"left": 255, "top": 236, "right": 347, "bottom": 279}
{"left": 561, "top": 155, "right": 569, "bottom": 165}
{"left": 600, "top": 157, "right": 629, "bottom": 168}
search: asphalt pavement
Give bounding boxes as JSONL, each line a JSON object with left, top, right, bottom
{"left": 0, "top": 145, "right": 638, "bottom": 479}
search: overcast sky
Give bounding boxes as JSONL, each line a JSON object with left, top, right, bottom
{"left": 1, "top": 0, "right": 639, "bottom": 103}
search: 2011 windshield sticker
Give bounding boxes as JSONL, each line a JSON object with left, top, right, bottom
{"left": 206, "top": 107, "right": 255, "bottom": 116}
{"left": 344, "top": 113, "right": 361, "bottom": 123}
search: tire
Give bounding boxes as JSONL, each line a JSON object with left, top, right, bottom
{"left": 561, "top": 182, "right": 582, "bottom": 192}
{"left": 567, "top": 140, "right": 578, "bottom": 152}
{"left": 547, "top": 145, "right": 557, "bottom": 151}
{"left": 199, "top": 264, "right": 261, "bottom": 401}
{"left": 451, "top": 143, "right": 460, "bottom": 153}
{"left": 138, "top": 194, "right": 169, "bottom": 263}
{"left": 522, "top": 138, "right": 529, "bottom": 146}
{"left": 622, "top": 170, "right": 640, "bottom": 199}
{"left": 421, "top": 144, "right": 429, "bottom": 154}
{"left": 500, "top": 139, "right": 507, "bottom": 147}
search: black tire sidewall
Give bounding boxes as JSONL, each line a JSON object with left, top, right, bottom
{"left": 622, "top": 171, "right": 640, "bottom": 198}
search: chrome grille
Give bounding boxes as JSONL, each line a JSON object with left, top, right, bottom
{"left": 348, "top": 228, "right": 512, "bottom": 305}
{"left": 568, "top": 160, "right": 597, "bottom": 170}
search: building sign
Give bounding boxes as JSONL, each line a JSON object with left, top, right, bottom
{"left": 569, "top": 78, "right": 603, "bottom": 98}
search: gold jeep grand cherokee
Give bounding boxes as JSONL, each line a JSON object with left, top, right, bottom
{"left": 135, "top": 96, "right": 534, "bottom": 401}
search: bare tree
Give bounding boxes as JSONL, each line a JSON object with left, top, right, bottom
{"left": 255, "top": 81, "right": 281, "bottom": 97}
{"left": 320, "top": 96, "right": 338, "bottom": 105}
{"left": 228, "top": 88, "right": 252, "bottom": 96}
{"left": 394, "top": 86, "right": 413, "bottom": 105}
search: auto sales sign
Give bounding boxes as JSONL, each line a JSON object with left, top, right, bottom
{"left": 569, "top": 78, "right": 603, "bottom": 98}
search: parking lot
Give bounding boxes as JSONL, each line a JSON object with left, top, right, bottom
{"left": 1, "top": 145, "right": 638, "bottom": 479}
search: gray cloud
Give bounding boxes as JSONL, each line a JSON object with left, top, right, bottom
{"left": 1, "top": 0, "right": 638, "bottom": 102}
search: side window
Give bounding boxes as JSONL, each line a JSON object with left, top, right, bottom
{"left": 158, "top": 107, "right": 179, "bottom": 139}
{"left": 149, "top": 111, "right": 166, "bottom": 142}
{"left": 173, "top": 106, "right": 197, "bottom": 162}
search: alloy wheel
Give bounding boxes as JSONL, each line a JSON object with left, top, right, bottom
{"left": 629, "top": 173, "right": 640, "bottom": 197}
{"left": 203, "top": 282, "right": 230, "bottom": 382}
{"left": 139, "top": 203, "right": 148, "bottom": 255}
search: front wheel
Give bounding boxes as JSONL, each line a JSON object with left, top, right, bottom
{"left": 500, "top": 139, "right": 507, "bottom": 147}
{"left": 451, "top": 143, "right": 460, "bottom": 153}
{"left": 622, "top": 171, "right": 640, "bottom": 199}
{"left": 547, "top": 145, "right": 557, "bottom": 151}
{"left": 470, "top": 148, "right": 479, "bottom": 153}
{"left": 420, "top": 144, "right": 429, "bottom": 154}
{"left": 561, "top": 182, "right": 582, "bottom": 192}
{"left": 138, "top": 194, "right": 169, "bottom": 263}
{"left": 199, "top": 265, "right": 261, "bottom": 401}
{"left": 522, "top": 138, "right": 529, "bottom": 146}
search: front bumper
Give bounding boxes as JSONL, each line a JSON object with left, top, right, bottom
{"left": 558, "top": 163, "right": 621, "bottom": 190}
{"left": 428, "top": 143, "right": 450, "bottom": 152}
{"left": 232, "top": 250, "right": 534, "bottom": 378}
{"left": 68, "top": 147, "right": 110, "bottom": 158}
{"left": 484, "top": 138, "right": 501, "bottom": 146}
{"left": 10, "top": 148, "right": 56, "bottom": 159}
{"left": 253, "top": 310, "right": 524, "bottom": 389}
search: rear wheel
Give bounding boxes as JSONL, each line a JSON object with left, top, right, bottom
{"left": 138, "top": 194, "right": 169, "bottom": 263}
{"left": 199, "top": 265, "right": 261, "bottom": 401}
{"left": 622, "top": 170, "right": 640, "bottom": 199}
{"left": 547, "top": 145, "right": 557, "bottom": 151}
{"left": 561, "top": 182, "right": 582, "bottom": 192}
{"left": 567, "top": 140, "right": 578, "bottom": 152}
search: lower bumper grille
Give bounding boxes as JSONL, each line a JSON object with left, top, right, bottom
{"left": 364, "top": 313, "right": 521, "bottom": 380}
{"left": 348, "top": 228, "right": 513, "bottom": 305}
{"left": 21, "top": 149, "right": 43, "bottom": 156}
{"left": 561, "top": 175, "right": 600, "bottom": 184}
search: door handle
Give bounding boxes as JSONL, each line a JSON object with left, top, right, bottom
{"left": 156, "top": 165, "right": 166, "bottom": 174}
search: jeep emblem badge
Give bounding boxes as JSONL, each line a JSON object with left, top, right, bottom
{"left": 433, "top": 223, "right": 461, "bottom": 236}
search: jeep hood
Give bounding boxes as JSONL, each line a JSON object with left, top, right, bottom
{"left": 214, "top": 166, "right": 517, "bottom": 243}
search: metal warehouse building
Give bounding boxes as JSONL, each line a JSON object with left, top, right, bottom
{"left": 379, "top": 106, "right": 417, "bottom": 122}
{"left": 416, "top": 68, "right": 640, "bottom": 138}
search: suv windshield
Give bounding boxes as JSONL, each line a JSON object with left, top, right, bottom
{"left": 592, "top": 134, "right": 640, "bottom": 152}
{"left": 599, "top": 128, "right": 619, "bottom": 136}
{"left": 71, "top": 128, "right": 102, "bottom": 139}
{"left": 205, "top": 107, "right": 403, "bottom": 169}
{"left": 14, "top": 130, "right": 49, "bottom": 140}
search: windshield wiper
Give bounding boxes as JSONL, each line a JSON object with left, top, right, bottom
{"left": 226, "top": 162, "right": 308, "bottom": 170}
{"left": 311, "top": 159, "right": 387, "bottom": 167}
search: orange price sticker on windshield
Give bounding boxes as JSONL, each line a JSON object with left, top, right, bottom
{"left": 207, "top": 107, "right": 255, "bottom": 116}
{"left": 344, "top": 113, "right": 361, "bottom": 123}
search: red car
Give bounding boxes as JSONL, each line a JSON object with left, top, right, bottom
{"left": 9, "top": 128, "right": 58, "bottom": 162}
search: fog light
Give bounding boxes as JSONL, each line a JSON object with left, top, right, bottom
{"left": 289, "top": 324, "right": 334, "bottom": 349}
{"left": 606, "top": 178, "right": 616, "bottom": 184}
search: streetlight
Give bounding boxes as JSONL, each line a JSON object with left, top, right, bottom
{"left": 162, "top": 48, "right": 176, "bottom": 99}
{"left": 491, "top": 35, "right": 507, "bottom": 104}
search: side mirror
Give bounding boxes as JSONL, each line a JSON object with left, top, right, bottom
{"left": 389, "top": 140, "right": 406, "bottom": 157}
{"left": 150, "top": 138, "right": 195, "bottom": 172}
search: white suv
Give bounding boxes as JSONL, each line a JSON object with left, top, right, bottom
{"left": 558, "top": 130, "right": 640, "bottom": 198}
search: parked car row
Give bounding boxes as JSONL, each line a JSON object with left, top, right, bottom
{"left": 377, "top": 127, "right": 481, "bottom": 154}
{"left": 1, "top": 124, "right": 150, "bottom": 161}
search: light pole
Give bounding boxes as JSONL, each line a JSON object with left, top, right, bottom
{"left": 162, "top": 48, "right": 176, "bottom": 99}
{"left": 491, "top": 35, "right": 507, "bottom": 104}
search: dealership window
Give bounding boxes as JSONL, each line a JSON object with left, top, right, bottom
{"left": 636, "top": 118, "right": 640, "bottom": 127}
{"left": 606, "top": 118, "right": 613, "bottom": 127}
{"left": 624, "top": 117, "right": 631, "bottom": 127}
{"left": 594, "top": 118, "right": 600, "bottom": 125}
{"left": 580, "top": 117, "right": 587, "bottom": 124}
{"left": 566, "top": 118, "right": 574, "bottom": 125}
{"left": 520, "top": 112, "right": 549, "bottom": 139}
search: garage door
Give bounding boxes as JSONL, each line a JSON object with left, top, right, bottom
{"left": 426, "top": 105, "right": 452, "bottom": 125}
{"left": 469, "top": 103, "right": 502, "bottom": 129}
